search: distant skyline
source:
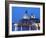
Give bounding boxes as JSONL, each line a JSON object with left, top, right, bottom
{"left": 12, "top": 7, "right": 40, "bottom": 23}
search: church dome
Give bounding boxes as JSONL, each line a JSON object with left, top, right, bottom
{"left": 23, "top": 10, "right": 30, "bottom": 19}
{"left": 31, "top": 15, "right": 35, "bottom": 19}
{"left": 23, "top": 14, "right": 30, "bottom": 19}
{"left": 30, "top": 13, "right": 35, "bottom": 19}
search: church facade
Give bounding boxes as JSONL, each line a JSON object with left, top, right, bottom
{"left": 13, "top": 11, "right": 40, "bottom": 31}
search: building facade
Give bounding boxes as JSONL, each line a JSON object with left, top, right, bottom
{"left": 13, "top": 11, "right": 40, "bottom": 31}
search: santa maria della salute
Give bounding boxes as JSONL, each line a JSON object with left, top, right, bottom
{"left": 12, "top": 10, "right": 40, "bottom": 31}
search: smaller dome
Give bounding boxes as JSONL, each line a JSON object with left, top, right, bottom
{"left": 31, "top": 15, "right": 35, "bottom": 19}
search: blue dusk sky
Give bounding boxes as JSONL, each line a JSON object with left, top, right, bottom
{"left": 12, "top": 7, "right": 40, "bottom": 23}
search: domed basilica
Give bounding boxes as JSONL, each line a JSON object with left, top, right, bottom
{"left": 14, "top": 10, "right": 40, "bottom": 31}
